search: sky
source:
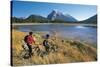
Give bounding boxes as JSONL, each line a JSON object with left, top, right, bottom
{"left": 11, "top": 1, "right": 97, "bottom": 21}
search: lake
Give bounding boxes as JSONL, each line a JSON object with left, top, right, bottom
{"left": 13, "top": 24, "right": 97, "bottom": 47}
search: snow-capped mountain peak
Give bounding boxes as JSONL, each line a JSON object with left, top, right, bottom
{"left": 47, "top": 10, "right": 77, "bottom": 22}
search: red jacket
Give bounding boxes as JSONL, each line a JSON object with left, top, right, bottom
{"left": 27, "top": 35, "right": 35, "bottom": 45}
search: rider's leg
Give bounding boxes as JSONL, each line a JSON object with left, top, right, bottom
{"left": 45, "top": 45, "right": 49, "bottom": 52}
{"left": 27, "top": 44, "right": 32, "bottom": 57}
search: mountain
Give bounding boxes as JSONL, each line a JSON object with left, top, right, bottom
{"left": 26, "top": 15, "right": 48, "bottom": 22}
{"left": 82, "top": 14, "right": 97, "bottom": 24}
{"left": 12, "top": 10, "right": 97, "bottom": 24}
{"left": 47, "top": 10, "right": 77, "bottom": 22}
{"left": 11, "top": 17, "right": 25, "bottom": 23}
{"left": 12, "top": 15, "right": 48, "bottom": 23}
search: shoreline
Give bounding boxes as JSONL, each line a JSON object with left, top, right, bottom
{"left": 12, "top": 23, "right": 97, "bottom": 26}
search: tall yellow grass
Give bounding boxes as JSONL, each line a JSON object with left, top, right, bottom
{"left": 12, "top": 29, "right": 97, "bottom": 66}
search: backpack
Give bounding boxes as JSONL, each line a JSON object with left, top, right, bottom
{"left": 24, "top": 35, "right": 29, "bottom": 43}
{"left": 43, "top": 39, "right": 49, "bottom": 47}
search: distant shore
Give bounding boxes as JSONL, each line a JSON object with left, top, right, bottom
{"left": 12, "top": 23, "right": 97, "bottom": 26}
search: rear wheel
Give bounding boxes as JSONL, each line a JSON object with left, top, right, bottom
{"left": 19, "top": 50, "right": 30, "bottom": 59}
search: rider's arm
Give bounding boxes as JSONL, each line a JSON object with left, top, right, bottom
{"left": 32, "top": 36, "right": 36, "bottom": 44}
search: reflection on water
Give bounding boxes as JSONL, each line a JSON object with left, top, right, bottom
{"left": 76, "top": 26, "right": 87, "bottom": 29}
{"left": 13, "top": 24, "right": 97, "bottom": 46}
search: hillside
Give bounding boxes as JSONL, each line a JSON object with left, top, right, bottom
{"left": 12, "top": 30, "right": 97, "bottom": 66}
{"left": 79, "top": 14, "right": 97, "bottom": 24}
{"left": 26, "top": 15, "right": 48, "bottom": 23}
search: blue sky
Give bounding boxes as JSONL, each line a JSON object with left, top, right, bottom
{"left": 12, "top": 1, "right": 97, "bottom": 21}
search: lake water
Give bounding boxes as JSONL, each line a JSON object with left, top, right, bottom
{"left": 13, "top": 24, "right": 97, "bottom": 47}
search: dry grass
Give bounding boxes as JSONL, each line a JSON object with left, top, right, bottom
{"left": 11, "top": 29, "right": 97, "bottom": 66}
